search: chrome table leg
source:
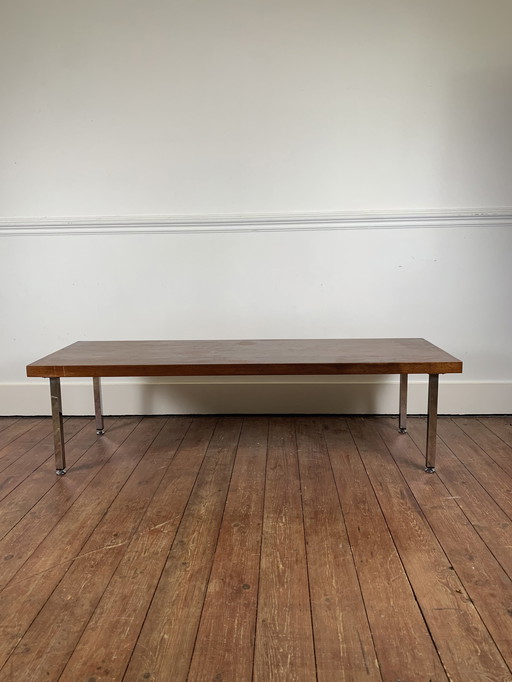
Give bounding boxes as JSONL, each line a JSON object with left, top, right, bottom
{"left": 425, "top": 373, "right": 439, "bottom": 473}
{"left": 50, "top": 377, "right": 66, "bottom": 475}
{"left": 93, "top": 377, "right": 104, "bottom": 435}
{"left": 399, "top": 373, "right": 408, "bottom": 433}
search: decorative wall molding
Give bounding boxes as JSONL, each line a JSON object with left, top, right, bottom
{"left": 1, "top": 209, "right": 512, "bottom": 236}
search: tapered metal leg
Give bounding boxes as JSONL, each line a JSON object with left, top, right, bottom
{"left": 425, "top": 374, "right": 439, "bottom": 473}
{"left": 93, "top": 377, "right": 104, "bottom": 435}
{"left": 50, "top": 378, "right": 66, "bottom": 475}
{"left": 399, "top": 373, "right": 408, "bottom": 433}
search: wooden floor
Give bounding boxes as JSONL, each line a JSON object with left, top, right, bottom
{"left": 0, "top": 415, "right": 511, "bottom": 681}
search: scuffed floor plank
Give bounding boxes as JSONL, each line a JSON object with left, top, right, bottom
{"left": 348, "top": 417, "right": 511, "bottom": 682}
{"left": 296, "top": 418, "right": 380, "bottom": 681}
{"left": 323, "top": 417, "right": 447, "bottom": 681}
{"left": 124, "top": 417, "right": 242, "bottom": 682}
{"left": 188, "top": 418, "right": 268, "bottom": 682}
{"left": 253, "top": 417, "right": 317, "bottom": 682}
{"left": 376, "top": 417, "right": 512, "bottom": 671}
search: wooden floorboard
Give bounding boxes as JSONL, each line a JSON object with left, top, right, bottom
{"left": 296, "top": 418, "right": 380, "bottom": 681}
{"left": 0, "top": 415, "right": 511, "bottom": 682}
{"left": 253, "top": 417, "right": 316, "bottom": 682}
{"left": 478, "top": 416, "right": 512, "bottom": 449}
{"left": 454, "top": 416, "right": 512, "bottom": 479}
{"left": 124, "top": 417, "right": 242, "bottom": 681}
{"left": 0, "top": 418, "right": 21, "bottom": 434}
{"left": 0, "top": 418, "right": 54, "bottom": 475}
{"left": 437, "top": 419, "right": 512, "bottom": 520}
{"left": 322, "top": 417, "right": 447, "bottom": 681}
{"left": 406, "top": 418, "right": 512, "bottom": 580}
{"left": 376, "top": 418, "right": 512, "bottom": 673}
{"left": 60, "top": 417, "right": 212, "bottom": 682}
{"left": 0, "top": 417, "right": 42, "bottom": 447}
{"left": 348, "top": 417, "right": 511, "bottom": 681}
{"left": 0, "top": 417, "right": 141, "bottom": 590}
{"left": 188, "top": 417, "right": 267, "bottom": 682}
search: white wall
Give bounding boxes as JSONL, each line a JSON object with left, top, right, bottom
{"left": 2, "top": 221, "right": 511, "bottom": 415}
{"left": 2, "top": 0, "right": 512, "bottom": 215}
{"left": 1, "top": 0, "right": 511, "bottom": 415}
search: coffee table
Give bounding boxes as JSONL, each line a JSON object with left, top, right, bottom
{"left": 27, "top": 338, "right": 462, "bottom": 475}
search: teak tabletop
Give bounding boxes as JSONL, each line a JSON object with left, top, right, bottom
{"left": 27, "top": 338, "right": 462, "bottom": 476}
{"left": 26, "top": 338, "right": 462, "bottom": 377}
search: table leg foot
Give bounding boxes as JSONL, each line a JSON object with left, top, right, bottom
{"left": 425, "top": 466, "right": 436, "bottom": 474}
{"left": 96, "top": 429, "right": 105, "bottom": 435}
{"left": 56, "top": 468, "right": 67, "bottom": 476}
{"left": 399, "top": 427, "right": 407, "bottom": 434}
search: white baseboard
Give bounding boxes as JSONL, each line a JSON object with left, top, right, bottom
{"left": 1, "top": 379, "right": 510, "bottom": 416}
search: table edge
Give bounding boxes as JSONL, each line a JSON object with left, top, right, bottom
{"left": 27, "top": 360, "right": 463, "bottom": 378}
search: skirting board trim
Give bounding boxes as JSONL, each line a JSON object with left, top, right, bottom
{"left": 1, "top": 209, "right": 512, "bottom": 236}
{"left": 2, "top": 380, "right": 511, "bottom": 416}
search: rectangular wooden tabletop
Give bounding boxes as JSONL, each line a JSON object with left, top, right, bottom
{"left": 26, "top": 339, "right": 463, "bottom": 378}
